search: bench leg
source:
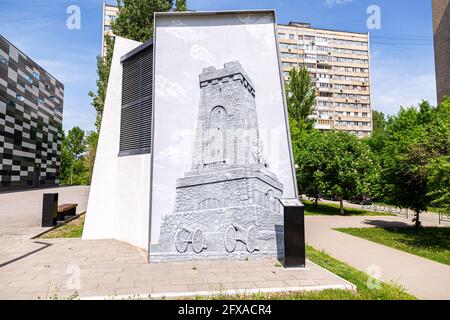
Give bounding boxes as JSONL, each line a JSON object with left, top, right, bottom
{"left": 67, "top": 207, "right": 76, "bottom": 217}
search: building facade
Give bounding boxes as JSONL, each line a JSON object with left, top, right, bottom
{"left": 102, "top": 2, "right": 119, "bottom": 57}
{"left": 277, "top": 22, "right": 372, "bottom": 137}
{"left": 0, "top": 35, "right": 64, "bottom": 190}
{"left": 432, "top": 0, "right": 450, "bottom": 103}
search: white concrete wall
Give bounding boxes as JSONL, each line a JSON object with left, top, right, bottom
{"left": 83, "top": 37, "right": 151, "bottom": 251}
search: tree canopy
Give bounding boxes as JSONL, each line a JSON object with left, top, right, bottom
{"left": 377, "top": 99, "right": 450, "bottom": 227}
{"left": 286, "top": 67, "right": 317, "bottom": 134}
{"left": 89, "top": 0, "right": 188, "bottom": 132}
{"left": 295, "top": 130, "right": 380, "bottom": 214}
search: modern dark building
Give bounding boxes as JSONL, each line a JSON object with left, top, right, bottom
{"left": 0, "top": 34, "right": 64, "bottom": 190}
{"left": 432, "top": 0, "right": 450, "bottom": 103}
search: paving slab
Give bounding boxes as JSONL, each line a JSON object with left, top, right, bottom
{"left": 0, "top": 238, "right": 354, "bottom": 300}
{"left": 0, "top": 186, "right": 90, "bottom": 255}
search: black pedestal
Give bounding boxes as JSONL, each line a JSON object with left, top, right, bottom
{"left": 42, "top": 193, "right": 58, "bottom": 227}
{"left": 279, "top": 199, "right": 306, "bottom": 268}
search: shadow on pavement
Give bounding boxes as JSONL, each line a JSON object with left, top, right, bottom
{"left": 0, "top": 241, "right": 52, "bottom": 268}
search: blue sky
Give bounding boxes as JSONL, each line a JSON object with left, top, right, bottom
{"left": 0, "top": 0, "right": 436, "bottom": 132}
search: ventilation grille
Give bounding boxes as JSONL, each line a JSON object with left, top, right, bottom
{"left": 119, "top": 45, "right": 153, "bottom": 155}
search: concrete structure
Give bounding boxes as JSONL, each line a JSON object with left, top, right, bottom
{"left": 432, "top": 0, "right": 450, "bottom": 103}
{"left": 151, "top": 62, "right": 285, "bottom": 262}
{"left": 277, "top": 22, "right": 372, "bottom": 137}
{"left": 102, "top": 2, "right": 119, "bottom": 57}
{"left": 82, "top": 37, "right": 152, "bottom": 250}
{"left": 86, "top": 11, "right": 299, "bottom": 262}
{"left": 0, "top": 34, "right": 64, "bottom": 190}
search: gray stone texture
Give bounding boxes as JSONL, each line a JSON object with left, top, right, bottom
{"left": 150, "top": 61, "right": 284, "bottom": 262}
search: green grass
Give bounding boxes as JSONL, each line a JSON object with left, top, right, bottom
{"left": 305, "top": 245, "right": 415, "bottom": 300}
{"left": 303, "top": 200, "right": 393, "bottom": 217}
{"left": 336, "top": 227, "right": 450, "bottom": 266}
{"left": 200, "top": 245, "right": 415, "bottom": 300}
{"left": 41, "top": 215, "right": 85, "bottom": 239}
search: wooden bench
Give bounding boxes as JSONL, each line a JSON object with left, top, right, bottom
{"left": 57, "top": 203, "right": 78, "bottom": 221}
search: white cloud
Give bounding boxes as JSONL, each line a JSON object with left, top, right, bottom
{"left": 189, "top": 44, "right": 216, "bottom": 66}
{"left": 164, "top": 19, "right": 207, "bottom": 43}
{"left": 155, "top": 74, "right": 187, "bottom": 102}
{"left": 153, "top": 129, "right": 194, "bottom": 169}
{"left": 325, "top": 0, "right": 355, "bottom": 7}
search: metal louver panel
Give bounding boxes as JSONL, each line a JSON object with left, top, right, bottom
{"left": 119, "top": 43, "right": 153, "bottom": 156}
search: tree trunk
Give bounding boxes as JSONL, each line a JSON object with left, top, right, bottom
{"left": 414, "top": 211, "right": 421, "bottom": 229}
{"left": 314, "top": 197, "right": 318, "bottom": 208}
{"left": 340, "top": 198, "right": 344, "bottom": 215}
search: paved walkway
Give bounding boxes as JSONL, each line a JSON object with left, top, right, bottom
{"left": 0, "top": 186, "right": 90, "bottom": 255}
{"left": 0, "top": 238, "right": 354, "bottom": 300}
{"left": 316, "top": 198, "right": 450, "bottom": 226}
{"left": 0, "top": 186, "right": 354, "bottom": 300}
{"left": 305, "top": 215, "right": 450, "bottom": 300}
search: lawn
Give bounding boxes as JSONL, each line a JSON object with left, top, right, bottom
{"left": 336, "top": 227, "right": 450, "bottom": 266}
{"left": 202, "top": 245, "right": 415, "bottom": 300}
{"left": 303, "top": 200, "right": 392, "bottom": 217}
{"left": 41, "top": 214, "right": 85, "bottom": 239}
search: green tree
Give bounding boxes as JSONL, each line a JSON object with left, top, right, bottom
{"left": 88, "top": 36, "right": 114, "bottom": 131}
{"left": 65, "top": 127, "right": 87, "bottom": 185}
{"left": 296, "top": 131, "right": 380, "bottom": 214}
{"left": 89, "top": 0, "right": 188, "bottom": 132}
{"left": 294, "top": 130, "right": 327, "bottom": 207}
{"left": 380, "top": 100, "right": 450, "bottom": 228}
{"left": 60, "top": 131, "right": 73, "bottom": 185}
{"left": 286, "top": 67, "right": 316, "bottom": 133}
{"left": 85, "top": 131, "right": 99, "bottom": 184}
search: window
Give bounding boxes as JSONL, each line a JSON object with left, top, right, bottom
{"left": 49, "top": 96, "right": 55, "bottom": 102}
{"left": 0, "top": 56, "right": 8, "bottom": 65}
{"left": 25, "top": 75, "right": 33, "bottom": 84}
{"left": 38, "top": 98, "right": 45, "bottom": 105}
{"left": 33, "top": 72, "right": 40, "bottom": 80}
{"left": 119, "top": 43, "right": 153, "bottom": 156}
{"left": 16, "top": 94, "right": 24, "bottom": 102}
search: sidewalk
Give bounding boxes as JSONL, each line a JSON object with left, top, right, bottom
{"left": 316, "top": 198, "right": 450, "bottom": 226}
{"left": 305, "top": 215, "right": 450, "bottom": 300}
{"left": 0, "top": 238, "right": 354, "bottom": 300}
{"left": 0, "top": 186, "right": 90, "bottom": 255}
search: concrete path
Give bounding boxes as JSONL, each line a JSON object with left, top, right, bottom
{"left": 305, "top": 215, "right": 450, "bottom": 300}
{"left": 314, "top": 198, "right": 450, "bottom": 226}
{"left": 0, "top": 186, "right": 354, "bottom": 300}
{"left": 0, "top": 238, "right": 354, "bottom": 300}
{"left": 0, "top": 186, "right": 90, "bottom": 255}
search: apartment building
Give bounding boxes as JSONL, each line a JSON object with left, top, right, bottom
{"left": 432, "top": 0, "right": 450, "bottom": 103}
{"left": 277, "top": 22, "right": 372, "bottom": 137}
{"left": 102, "top": 2, "right": 119, "bottom": 57}
{"left": 0, "top": 34, "right": 64, "bottom": 190}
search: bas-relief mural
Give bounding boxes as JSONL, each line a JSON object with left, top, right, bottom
{"left": 150, "top": 61, "right": 285, "bottom": 262}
